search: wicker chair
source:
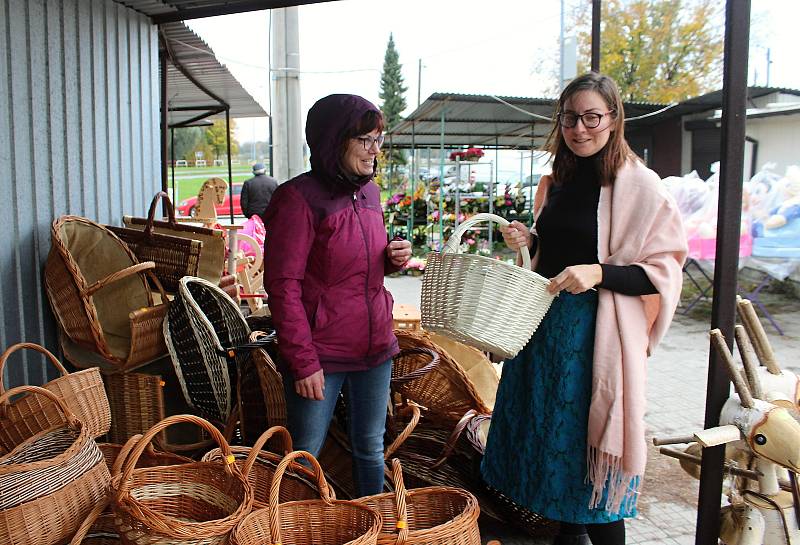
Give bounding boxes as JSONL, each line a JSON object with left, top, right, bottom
{"left": 44, "top": 216, "right": 169, "bottom": 373}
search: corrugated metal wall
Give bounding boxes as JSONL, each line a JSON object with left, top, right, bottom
{"left": 0, "top": 0, "right": 160, "bottom": 387}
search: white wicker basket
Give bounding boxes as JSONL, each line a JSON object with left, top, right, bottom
{"left": 421, "top": 213, "right": 555, "bottom": 359}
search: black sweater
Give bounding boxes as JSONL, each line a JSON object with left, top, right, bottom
{"left": 533, "top": 158, "right": 657, "bottom": 296}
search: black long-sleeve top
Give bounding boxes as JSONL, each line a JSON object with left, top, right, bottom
{"left": 533, "top": 158, "right": 657, "bottom": 296}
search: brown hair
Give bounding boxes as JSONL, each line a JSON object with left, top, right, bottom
{"left": 544, "top": 72, "right": 635, "bottom": 186}
{"left": 339, "top": 108, "right": 385, "bottom": 161}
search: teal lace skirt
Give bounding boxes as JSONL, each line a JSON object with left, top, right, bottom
{"left": 481, "top": 290, "right": 637, "bottom": 524}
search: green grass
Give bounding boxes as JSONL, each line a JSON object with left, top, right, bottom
{"left": 170, "top": 175, "right": 254, "bottom": 202}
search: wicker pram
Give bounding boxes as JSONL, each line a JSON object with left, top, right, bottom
{"left": 164, "top": 276, "right": 269, "bottom": 426}
{"left": 44, "top": 215, "right": 169, "bottom": 373}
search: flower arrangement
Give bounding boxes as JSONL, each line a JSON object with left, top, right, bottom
{"left": 449, "top": 147, "right": 484, "bottom": 162}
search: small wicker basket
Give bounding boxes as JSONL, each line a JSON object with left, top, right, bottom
{"left": 421, "top": 213, "right": 554, "bottom": 358}
{"left": 358, "top": 458, "right": 481, "bottom": 545}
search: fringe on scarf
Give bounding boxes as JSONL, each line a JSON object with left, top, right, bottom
{"left": 586, "top": 446, "right": 642, "bottom": 514}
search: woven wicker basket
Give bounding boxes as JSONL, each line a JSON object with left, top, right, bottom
{"left": 421, "top": 213, "right": 554, "bottom": 358}
{"left": 358, "top": 459, "right": 480, "bottom": 545}
{"left": 203, "top": 425, "right": 319, "bottom": 508}
{"left": 0, "top": 343, "right": 110, "bottom": 450}
{"left": 110, "top": 414, "right": 253, "bottom": 545}
{"left": 165, "top": 276, "right": 257, "bottom": 425}
{"left": 0, "top": 385, "right": 110, "bottom": 545}
{"left": 106, "top": 192, "right": 202, "bottom": 293}
{"left": 231, "top": 450, "right": 381, "bottom": 545}
{"left": 103, "top": 371, "right": 165, "bottom": 445}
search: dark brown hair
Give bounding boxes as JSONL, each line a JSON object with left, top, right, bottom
{"left": 338, "top": 108, "right": 385, "bottom": 163}
{"left": 544, "top": 72, "right": 635, "bottom": 186}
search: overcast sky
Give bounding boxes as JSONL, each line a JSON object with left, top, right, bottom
{"left": 187, "top": 0, "right": 799, "bottom": 150}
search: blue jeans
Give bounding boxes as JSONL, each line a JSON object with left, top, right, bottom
{"left": 282, "top": 359, "right": 392, "bottom": 497}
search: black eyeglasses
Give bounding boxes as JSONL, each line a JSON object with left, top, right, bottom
{"left": 558, "top": 110, "right": 615, "bottom": 129}
{"left": 354, "top": 134, "right": 385, "bottom": 150}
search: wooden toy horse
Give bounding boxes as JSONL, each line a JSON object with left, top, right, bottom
{"left": 194, "top": 177, "right": 228, "bottom": 226}
{"left": 658, "top": 328, "right": 800, "bottom": 545}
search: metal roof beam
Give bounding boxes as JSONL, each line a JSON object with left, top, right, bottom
{"left": 150, "top": 0, "right": 335, "bottom": 24}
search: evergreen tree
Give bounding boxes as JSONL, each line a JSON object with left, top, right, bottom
{"left": 379, "top": 33, "right": 407, "bottom": 166}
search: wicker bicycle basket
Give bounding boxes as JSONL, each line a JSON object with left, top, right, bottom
{"left": 203, "top": 425, "right": 320, "bottom": 509}
{"left": 0, "top": 342, "right": 110, "bottom": 450}
{"left": 0, "top": 385, "right": 110, "bottom": 545}
{"left": 357, "top": 458, "right": 480, "bottom": 545}
{"left": 231, "top": 450, "right": 381, "bottom": 545}
{"left": 110, "top": 414, "right": 253, "bottom": 545}
{"left": 421, "top": 213, "right": 555, "bottom": 358}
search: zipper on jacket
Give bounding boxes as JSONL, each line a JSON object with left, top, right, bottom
{"left": 353, "top": 192, "right": 373, "bottom": 357}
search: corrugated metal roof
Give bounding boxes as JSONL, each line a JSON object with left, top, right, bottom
{"left": 161, "top": 22, "right": 266, "bottom": 126}
{"left": 114, "top": 0, "right": 333, "bottom": 23}
{"left": 386, "top": 92, "right": 667, "bottom": 150}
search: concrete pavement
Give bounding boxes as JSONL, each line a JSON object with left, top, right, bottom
{"left": 384, "top": 275, "right": 800, "bottom": 544}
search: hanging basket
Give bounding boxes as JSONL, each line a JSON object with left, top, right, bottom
{"left": 421, "top": 213, "right": 555, "bottom": 358}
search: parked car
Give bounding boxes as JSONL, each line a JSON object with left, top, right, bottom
{"left": 177, "top": 183, "right": 243, "bottom": 217}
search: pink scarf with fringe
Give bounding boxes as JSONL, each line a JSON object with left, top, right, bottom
{"left": 533, "top": 159, "right": 687, "bottom": 513}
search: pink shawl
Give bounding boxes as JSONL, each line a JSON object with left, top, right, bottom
{"left": 532, "top": 159, "right": 687, "bottom": 513}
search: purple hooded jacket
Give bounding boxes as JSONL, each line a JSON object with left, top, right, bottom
{"left": 263, "top": 95, "right": 399, "bottom": 380}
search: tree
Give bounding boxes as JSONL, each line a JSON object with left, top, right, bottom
{"left": 379, "top": 33, "right": 407, "bottom": 166}
{"left": 204, "top": 119, "right": 240, "bottom": 160}
{"left": 570, "top": 0, "right": 723, "bottom": 103}
{"left": 169, "top": 127, "right": 202, "bottom": 162}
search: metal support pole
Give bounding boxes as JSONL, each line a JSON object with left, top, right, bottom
{"left": 695, "top": 2, "right": 751, "bottom": 544}
{"left": 226, "top": 108, "right": 234, "bottom": 223}
{"left": 170, "top": 128, "right": 176, "bottom": 202}
{"left": 454, "top": 156, "right": 461, "bottom": 229}
{"left": 410, "top": 123, "right": 416, "bottom": 239}
{"left": 159, "top": 47, "right": 168, "bottom": 197}
{"left": 438, "top": 110, "right": 445, "bottom": 251}
{"left": 591, "top": 0, "right": 601, "bottom": 72}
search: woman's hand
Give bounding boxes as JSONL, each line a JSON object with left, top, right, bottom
{"left": 499, "top": 221, "right": 531, "bottom": 251}
{"left": 548, "top": 264, "right": 602, "bottom": 295}
{"left": 387, "top": 238, "right": 412, "bottom": 267}
{"left": 295, "top": 369, "right": 325, "bottom": 400}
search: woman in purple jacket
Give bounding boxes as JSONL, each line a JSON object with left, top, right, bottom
{"left": 263, "top": 94, "right": 411, "bottom": 496}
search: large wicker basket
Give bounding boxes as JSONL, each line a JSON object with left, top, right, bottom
{"left": 0, "top": 343, "right": 110, "bottom": 449}
{"left": 203, "top": 425, "right": 319, "bottom": 508}
{"left": 0, "top": 385, "right": 110, "bottom": 545}
{"left": 231, "top": 450, "right": 381, "bottom": 545}
{"left": 110, "top": 414, "right": 253, "bottom": 545}
{"left": 421, "top": 213, "right": 554, "bottom": 358}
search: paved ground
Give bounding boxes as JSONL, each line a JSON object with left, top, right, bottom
{"left": 384, "top": 274, "right": 800, "bottom": 544}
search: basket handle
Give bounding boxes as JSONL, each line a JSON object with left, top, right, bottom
{"left": 268, "top": 450, "right": 334, "bottom": 540}
{"left": 83, "top": 261, "right": 156, "bottom": 297}
{"left": 384, "top": 402, "right": 421, "bottom": 460}
{"left": 390, "top": 347, "right": 440, "bottom": 386}
{"left": 116, "top": 414, "right": 239, "bottom": 498}
{"left": 0, "top": 343, "right": 69, "bottom": 396}
{"left": 146, "top": 191, "right": 178, "bottom": 230}
{"left": 388, "top": 458, "right": 411, "bottom": 544}
{"left": 431, "top": 409, "right": 483, "bottom": 469}
{"left": 0, "top": 384, "right": 80, "bottom": 429}
{"left": 111, "top": 433, "right": 145, "bottom": 476}
{"left": 68, "top": 497, "right": 112, "bottom": 545}
{"left": 240, "top": 425, "right": 294, "bottom": 478}
{"left": 442, "top": 212, "right": 530, "bottom": 269}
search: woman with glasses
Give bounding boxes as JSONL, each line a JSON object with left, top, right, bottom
{"left": 481, "top": 73, "right": 686, "bottom": 545}
{"left": 263, "top": 94, "right": 411, "bottom": 496}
